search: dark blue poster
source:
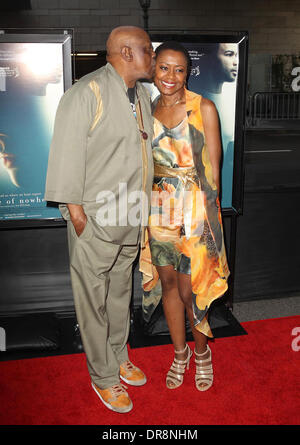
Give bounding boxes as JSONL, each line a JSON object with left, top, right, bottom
{"left": 0, "top": 36, "right": 71, "bottom": 222}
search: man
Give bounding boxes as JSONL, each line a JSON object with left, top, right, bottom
{"left": 45, "top": 26, "right": 155, "bottom": 413}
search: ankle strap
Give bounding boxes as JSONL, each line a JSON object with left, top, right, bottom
{"left": 194, "top": 345, "right": 209, "bottom": 357}
{"left": 174, "top": 344, "right": 188, "bottom": 354}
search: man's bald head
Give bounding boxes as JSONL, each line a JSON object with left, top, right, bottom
{"left": 106, "top": 26, "right": 155, "bottom": 87}
{"left": 106, "top": 26, "right": 149, "bottom": 59}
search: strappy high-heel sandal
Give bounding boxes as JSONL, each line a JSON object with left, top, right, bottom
{"left": 194, "top": 345, "right": 213, "bottom": 391}
{"left": 166, "top": 344, "right": 193, "bottom": 389}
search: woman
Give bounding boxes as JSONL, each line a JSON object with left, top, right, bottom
{"left": 140, "top": 41, "right": 230, "bottom": 391}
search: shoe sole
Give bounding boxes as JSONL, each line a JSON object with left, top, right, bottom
{"left": 91, "top": 382, "right": 133, "bottom": 413}
{"left": 120, "top": 375, "right": 147, "bottom": 386}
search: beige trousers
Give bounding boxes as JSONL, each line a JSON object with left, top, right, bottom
{"left": 67, "top": 217, "right": 139, "bottom": 389}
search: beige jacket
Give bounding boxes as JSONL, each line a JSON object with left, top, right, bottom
{"left": 45, "top": 63, "right": 154, "bottom": 245}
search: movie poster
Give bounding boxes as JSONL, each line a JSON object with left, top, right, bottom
{"left": 186, "top": 42, "right": 238, "bottom": 209}
{"left": 0, "top": 37, "right": 70, "bottom": 221}
{"left": 145, "top": 39, "right": 239, "bottom": 209}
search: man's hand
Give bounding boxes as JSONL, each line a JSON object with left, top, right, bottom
{"left": 67, "top": 204, "right": 87, "bottom": 237}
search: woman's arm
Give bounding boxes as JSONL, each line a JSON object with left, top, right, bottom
{"left": 200, "top": 97, "right": 222, "bottom": 193}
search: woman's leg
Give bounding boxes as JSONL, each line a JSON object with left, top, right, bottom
{"left": 156, "top": 265, "right": 187, "bottom": 360}
{"left": 178, "top": 272, "right": 212, "bottom": 390}
{"left": 177, "top": 271, "right": 207, "bottom": 353}
{"left": 156, "top": 265, "right": 192, "bottom": 388}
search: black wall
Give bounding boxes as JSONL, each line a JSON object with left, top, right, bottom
{"left": 234, "top": 129, "right": 300, "bottom": 301}
{"left": 0, "top": 225, "right": 73, "bottom": 315}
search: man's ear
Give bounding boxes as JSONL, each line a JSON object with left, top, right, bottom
{"left": 121, "top": 46, "right": 133, "bottom": 62}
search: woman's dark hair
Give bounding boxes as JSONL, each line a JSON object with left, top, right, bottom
{"left": 155, "top": 41, "right": 192, "bottom": 77}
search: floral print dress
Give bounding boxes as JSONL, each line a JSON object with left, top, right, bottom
{"left": 140, "top": 89, "right": 230, "bottom": 337}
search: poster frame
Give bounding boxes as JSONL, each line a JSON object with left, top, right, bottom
{"left": 0, "top": 30, "right": 73, "bottom": 229}
{"left": 149, "top": 30, "right": 249, "bottom": 217}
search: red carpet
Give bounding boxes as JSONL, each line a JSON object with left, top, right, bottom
{"left": 0, "top": 316, "right": 299, "bottom": 425}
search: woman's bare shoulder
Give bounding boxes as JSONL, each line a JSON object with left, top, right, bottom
{"left": 200, "top": 96, "right": 217, "bottom": 112}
